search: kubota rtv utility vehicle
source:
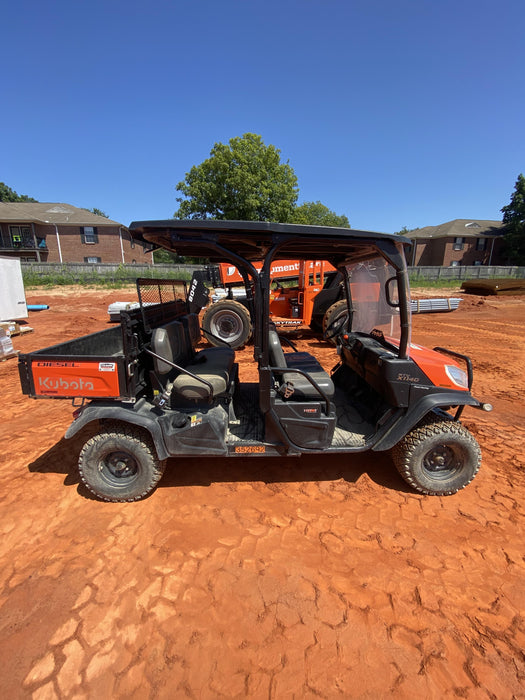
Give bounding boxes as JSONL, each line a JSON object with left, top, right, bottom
{"left": 18, "top": 220, "right": 492, "bottom": 502}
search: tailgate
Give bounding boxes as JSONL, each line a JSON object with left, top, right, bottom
{"left": 19, "top": 355, "right": 129, "bottom": 399}
{"left": 18, "top": 325, "right": 134, "bottom": 400}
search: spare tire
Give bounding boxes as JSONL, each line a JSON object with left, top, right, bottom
{"left": 202, "top": 300, "right": 252, "bottom": 349}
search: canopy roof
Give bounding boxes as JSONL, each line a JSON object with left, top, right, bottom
{"left": 129, "top": 220, "right": 410, "bottom": 268}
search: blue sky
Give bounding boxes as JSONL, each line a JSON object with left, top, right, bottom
{"left": 2, "top": 0, "right": 524, "bottom": 232}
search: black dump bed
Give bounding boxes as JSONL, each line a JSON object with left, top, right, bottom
{"left": 18, "top": 279, "right": 190, "bottom": 401}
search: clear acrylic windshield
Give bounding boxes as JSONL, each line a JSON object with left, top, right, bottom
{"left": 345, "top": 258, "right": 404, "bottom": 343}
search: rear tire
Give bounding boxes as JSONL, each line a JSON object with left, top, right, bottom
{"left": 392, "top": 420, "right": 481, "bottom": 495}
{"left": 79, "top": 426, "right": 165, "bottom": 502}
{"left": 202, "top": 299, "right": 252, "bottom": 349}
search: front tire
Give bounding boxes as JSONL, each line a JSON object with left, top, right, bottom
{"left": 202, "top": 300, "right": 252, "bottom": 349}
{"left": 392, "top": 420, "right": 481, "bottom": 495}
{"left": 79, "top": 426, "right": 165, "bottom": 502}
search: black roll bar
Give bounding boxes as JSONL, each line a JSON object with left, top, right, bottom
{"left": 269, "top": 365, "right": 332, "bottom": 416}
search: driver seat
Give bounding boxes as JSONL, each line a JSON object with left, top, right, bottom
{"left": 268, "top": 329, "right": 335, "bottom": 400}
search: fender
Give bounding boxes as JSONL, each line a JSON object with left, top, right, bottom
{"left": 65, "top": 400, "right": 170, "bottom": 460}
{"left": 372, "top": 392, "right": 483, "bottom": 452}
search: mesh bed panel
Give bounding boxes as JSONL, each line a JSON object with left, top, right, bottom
{"left": 136, "top": 278, "right": 188, "bottom": 331}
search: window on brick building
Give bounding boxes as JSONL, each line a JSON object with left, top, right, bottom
{"left": 9, "top": 225, "right": 33, "bottom": 248}
{"left": 81, "top": 226, "right": 98, "bottom": 244}
{"left": 84, "top": 256, "right": 102, "bottom": 263}
{"left": 453, "top": 237, "right": 465, "bottom": 251}
{"left": 476, "top": 238, "right": 487, "bottom": 251}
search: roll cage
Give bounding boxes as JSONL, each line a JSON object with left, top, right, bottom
{"left": 129, "top": 220, "right": 413, "bottom": 362}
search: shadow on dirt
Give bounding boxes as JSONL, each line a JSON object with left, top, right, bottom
{"left": 27, "top": 429, "right": 98, "bottom": 500}
{"left": 27, "top": 431, "right": 413, "bottom": 498}
{"left": 160, "top": 450, "right": 412, "bottom": 494}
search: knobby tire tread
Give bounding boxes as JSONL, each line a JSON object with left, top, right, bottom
{"left": 392, "top": 420, "right": 481, "bottom": 496}
{"left": 79, "top": 425, "right": 165, "bottom": 503}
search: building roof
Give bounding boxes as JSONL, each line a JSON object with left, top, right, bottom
{"left": 0, "top": 202, "right": 124, "bottom": 227}
{"left": 409, "top": 219, "right": 505, "bottom": 240}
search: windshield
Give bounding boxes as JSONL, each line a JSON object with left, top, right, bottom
{"left": 345, "top": 257, "right": 407, "bottom": 343}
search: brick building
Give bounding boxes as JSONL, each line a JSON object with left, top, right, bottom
{"left": 408, "top": 219, "right": 506, "bottom": 267}
{"left": 0, "top": 202, "right": 152, "bottom": 264}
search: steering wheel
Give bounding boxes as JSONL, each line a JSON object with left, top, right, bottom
{"left": 323, "top": 310, "right": 350, "bottom": 341}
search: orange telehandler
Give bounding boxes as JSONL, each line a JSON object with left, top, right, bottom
{"left": 197, "top": 259, "right": 348, "bottom": 348}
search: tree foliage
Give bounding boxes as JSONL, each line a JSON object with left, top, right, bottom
{"left": 152, "top": 248, "right": 208, "bottom": 265}
{"left": 291, "top": 201, "right": 350, "bottom": 228}
{"left": 175, "top": 133, "right": 299, "bottom": 222}
{"left": 501, "top": 174, "right": 525, "bottom": 264}
{"left": 395, "top": 226, "right": 418, "bottom": 236}
{"left": 86, "top": 207, "right": 109, "bottom": 218}
{"left": 0, "top": 182, "right": 37, "bottom": 202}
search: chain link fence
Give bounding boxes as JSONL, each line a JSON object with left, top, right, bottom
{"left": 20, "top": 261, "right": 525, "bottom": 284}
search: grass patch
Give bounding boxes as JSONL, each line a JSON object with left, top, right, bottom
{"left": 408, "top": 277, "right": 461, "bottom": 289}
{"left": 22, "top": 267, "right": 193, "bottom": 289}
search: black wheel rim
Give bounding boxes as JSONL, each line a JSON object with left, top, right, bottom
{"left": 422, "top": 443, "right": 464, "bottom": 480}
{"left": 100, "top": 450, "right": 139, "bottom": 485}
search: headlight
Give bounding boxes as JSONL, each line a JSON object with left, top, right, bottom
{"left": 445, "top": 364, "right": 468, "bottom": 389}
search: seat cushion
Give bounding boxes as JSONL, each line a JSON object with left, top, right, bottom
{"left": 281, "top": 351, "right": 335, "bottom": 399}
{"left": 284, "top": 351, "right": 322, "bottom": 369}
{"left": 281, "top": 368, "right": 335, "bottom": 400}
{"left": 172, "top": 346, "right": 235, "bottom": 400}
{"left": 194, "top": 346, "right": 235, "bottom": 369}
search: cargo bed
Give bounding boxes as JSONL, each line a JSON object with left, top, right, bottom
{"left": 18, "top": 325, "right": 135, "bottom": 400}
{"left": 18, "top": 278, "right": 190, "bottom": 402}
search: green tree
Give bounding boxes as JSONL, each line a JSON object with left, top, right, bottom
{"left": 501, "top": 174, "right": 525, "bottom": 264}
{"left": 395, "top": 226, "right": 419, "bottom": 236}
{"left": 153, "top": 249, "right": 208, "bottom": 265}
{"left": 0, "top": 182, "right": 37, "bottom": 202}
{"left": 175, "top": 133, "right": 299, "bottom": 221}
{"left": 85, "top": 207, "right": 109, "bottom": 218}
{"left": 153, "top": 248, "right": 182, "bottom": 264}
{"left": 291, "top": 201, "right": 350, "bottom": 228}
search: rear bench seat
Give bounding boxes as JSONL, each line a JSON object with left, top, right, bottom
{"left": 268, "top": 329, "right": 334, "bottom": 400}
{"left": 152, "top": 314, "right": 235, "bottom": 402}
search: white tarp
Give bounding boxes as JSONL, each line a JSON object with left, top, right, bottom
{"left": 0, "top": 256, "right": 28, "bottom": 321}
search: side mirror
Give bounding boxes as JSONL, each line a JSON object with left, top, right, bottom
{"left": 385, "top": 276, "right": 400, "bottom": 307}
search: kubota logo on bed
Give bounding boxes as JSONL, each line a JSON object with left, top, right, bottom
{"left": 38, "top": 377, "right": 95, "bottom": 392}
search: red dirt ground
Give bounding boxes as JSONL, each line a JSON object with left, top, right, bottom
{"left": 1, "top": 287, "right": 524, "bottom": 698}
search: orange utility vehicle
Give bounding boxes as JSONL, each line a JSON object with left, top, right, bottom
{"left": 199, "top": 259, "right": 347, "bottom": 348}
{"left": 18, "top": 220, "right": 492, "bottom": 504}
